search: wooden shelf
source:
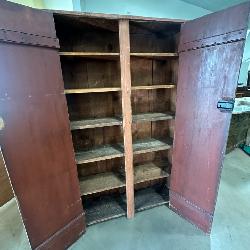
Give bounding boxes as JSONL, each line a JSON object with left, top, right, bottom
{"left": 132, "top": 138, "right": 172, "bottom": 155}
{"left": 64, "top": 87, "right": 121, "bottom": 94}
{"left": 71, "top": 117, "right": 122, "bottom": 130}
{"left": 131, "top": 84, "right": 175, "bottom": 90}
{"left": 134, "top": 163, "right": 169, "bottom": 184}
{"left": 79, "top": 163, "right": 167, "bottom": 197}
{"left": 60, "top": 52, "right": 177, "bottom": 59}
{"left": 135, "top": 185, "right": 169, "bottom": 212}
{"left": 133, "top": 112, "right": 174, "bottom": 123}
{"left": 84, "top": 194, "right": 126, "bottom": 226}
{"left": 64, "top": 84, "right": 175, "bottom": 94}
{"left": 76, "top": 144, "right": 123, "bottom": 164}
{"left": 76, "top": 138, "right": 171, "bottom": 164}
{"left": 59, "top": 52, "right": 120, "bottom": 60}
{"left": 71, "top": 113, "right": 173, "bottom": 130}
{"left": 79, "top": 172, "right": 125, "bottom": 196}
{"left": 130, "top": 52, "right": 178, "bottom": 59}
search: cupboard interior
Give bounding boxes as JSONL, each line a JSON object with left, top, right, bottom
{"left": 54, "top": 13, "right": 180, "bottom": 225}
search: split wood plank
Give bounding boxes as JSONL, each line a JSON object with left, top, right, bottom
{"left": 76, "top": 145, "right": 123, "bottom": 164}
{"left": 70, "top": 117, "right": 122, "bottom": 130}
{"left": 79, "top": 172, "right": 125, "bottom": 196}
{"left": 119, "top": 19, "right": 135, "bottom": 219}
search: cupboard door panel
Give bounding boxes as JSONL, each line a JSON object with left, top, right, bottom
{"left": 0, "top": 1, "right": 85, "bottom": 249}
{"left": 170, "top": 3, "right": 250, "bottom": 233}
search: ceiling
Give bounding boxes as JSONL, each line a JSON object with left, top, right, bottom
{"left": 181, "top": 0, "right": 248, "bottom": 11}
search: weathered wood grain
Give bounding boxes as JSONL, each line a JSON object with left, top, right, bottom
{"left": 71, "top": 117, "right": 122, "bottom": 130}
{"left": 76, "top": 144, "right": 124, "bottom": 164}
{"left": 132, "top": 138, "right": 172, "bottom": 155}
{"left": 132, "top": 112, "right": 174, "bottom": 123}
{"left": 119, "top": 19, "right": 135, "bottom": 219}
{"left": 79, "top": 172, "right": 125, "bottom": 196}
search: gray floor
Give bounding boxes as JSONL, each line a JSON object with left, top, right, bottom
{"left": 1, "top": 148, "right": 250, "bottom": 250}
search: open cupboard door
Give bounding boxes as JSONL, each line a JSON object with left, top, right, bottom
{"left": 170, "top": 3, "right": 250, "bottom": 233}
{"left": 0, "top": 1, "right": 85, "bottom": 249}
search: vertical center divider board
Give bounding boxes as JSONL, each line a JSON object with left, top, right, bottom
{"left": 119, "top": 20, "right": 135, "bottom": 218}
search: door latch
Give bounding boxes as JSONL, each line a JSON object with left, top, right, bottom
{"left": 217, "top": 98, "right": 235, "bottom": 112}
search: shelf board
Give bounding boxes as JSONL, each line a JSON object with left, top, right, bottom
{"left": 84, "top": 194, "right": 126, "bottom": 226}
{"left": 131, "top": 84, "right": 175, "bottom": 90}
{"left": 84, "top": 185, "right": 169, "bottom": 225}
{"left": 132, "top": 138, "right": 172, "bottom": 155}
{"left": 59, "top": 52, "right": 120, "bottom": 59}
{"left": 135, "top": 185, "right": 169, "bottom": 212}
{"left": 79, "top": 172, "right": 125, "bottom": 196}
{"left": 75, "top": 139, "right": 171, "bottom": 164}
{"left": 76, "top": 144, "right": 124, "bottom": 164}
{"left": 134, "top": 163, "right": 169, "bottom": 184}
{"left": 133, "top": 112, "right": 174, "bottom": 123}
{"left": 59, "top": 52, "right": 177, "bottom": 59}
{"left": 130, "top": 52, "right": 178, "bottom": 59}
{"left": 71, "top": 117, "right": 122, "bottom": 130}
{"left": 64, "top": 87, "right": 121, "bottom": 94}
{"left": 64, "top": 84, "right": 175, "bottom": 94}
{"left": 80, "top": 163, "right": 168, "bottom": 196}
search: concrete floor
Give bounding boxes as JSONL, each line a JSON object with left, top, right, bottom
{"left": 0, "top": 148, "right": 250, "bottom": 250}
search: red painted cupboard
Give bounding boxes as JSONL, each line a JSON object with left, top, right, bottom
{"left": 0, "top": 0, "right": 249, "bottom": 248}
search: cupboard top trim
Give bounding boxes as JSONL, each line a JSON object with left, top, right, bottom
{"left": 51, "top": 10, "right": 185, "bottom": 23}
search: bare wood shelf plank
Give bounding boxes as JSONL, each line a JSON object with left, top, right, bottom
{"left": 132, "top": 138, "right": 172, "bottom": 155}
{"left": 64, "top": 84, "right": 175, "bottom": 94}
{"left": 79, "top": 172, "right": 125, "bottom": 196}
{"left": 76, "top": 145, "right": 124, "bottom": 164}
{"left": 64, "top": 87, "right": 121, "bottom": 94}
{"left": 75, "top": 138, "right": 171, "bottom": 165}
{"left": 71, "top": 117, "right": 122, "bottom": 130}
{"left": 60, "top": 52, "right": 178, "bottom": 59}
{"left": 131, "top": 84, "right": 175, "bottom": 90}
{"left": 135, "top": 186, "right": 169, "bottom": 212}
{"left": 134, "top": 163, "right": 169, "bottom": 184}
{"left": 130, "top": 52, "right": 178, "bottom": 59}
{"left": 85, "top": 194, "right": 126, "bottom": 226}
{"left": 59, "top": 52, "right": 120, "bottom": 59}
{"left": 132, "top": 112, "right": 174, "bottom": 123}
